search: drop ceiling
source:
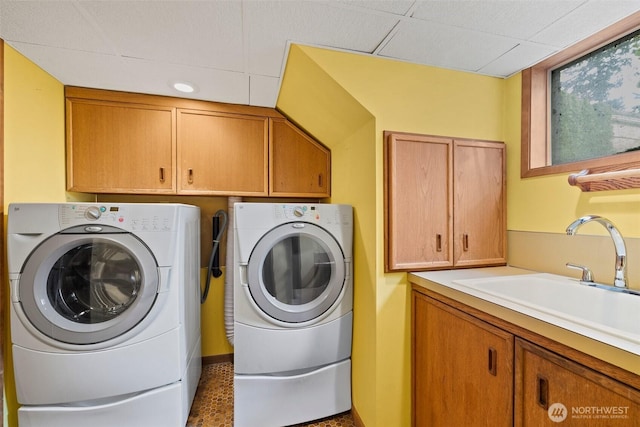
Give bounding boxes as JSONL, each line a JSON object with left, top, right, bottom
{"left": 1, "top": 0, "right": 639, "bottom": 107}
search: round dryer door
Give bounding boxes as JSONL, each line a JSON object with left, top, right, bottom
{"left": 247, "top": 222, "right": 346, "bottom": 323}
{"left": 18, "top": 227, "right": 159, "bottom": 345}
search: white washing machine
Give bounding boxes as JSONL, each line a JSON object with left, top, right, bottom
{"left": 234, "top": 203, "right": 353, "bottom": 427}
{"left": 7, "top": 203, "right": 202, "bottom": 427}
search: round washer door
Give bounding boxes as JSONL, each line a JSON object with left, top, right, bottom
{"left": 18, "top": 228, "right": 159, "bottom": 345}
{"left": 247, "top": 222, "right": 346, "bottom": 323}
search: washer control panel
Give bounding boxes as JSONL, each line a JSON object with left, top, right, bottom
{"left": 60, "top": 204, "right": 122, "bottom": 224}
{"left": 59, "top": 204, "right": 175, "bottom": 232}
{"left": 84, "top": 205, "right": 103, "bottom": 220}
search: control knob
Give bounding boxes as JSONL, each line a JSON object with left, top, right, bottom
{"left": 85, "top": 206, "right": 102, "bottom": 220}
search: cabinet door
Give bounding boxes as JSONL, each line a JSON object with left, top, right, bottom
{"left": 413, "top": 292, "right": 514, "bottom": 427}
{"left": 515, "top": 338, "right": 640, "bottom": 426}
{"left": 177, "top": 109, "right": 268, "bottom": 195}
{"left": 66, "top": 99, "right": 175, "bottom": 193}
{"left": 385, "top": 133, "right": 453, "bottom": 271}
{"left": 453, "top": 140, "right": 506, "bottom": 267}
{"left": 270, "top": 119, "right": 330, "bottom": 197}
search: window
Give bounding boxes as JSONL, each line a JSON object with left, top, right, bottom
{"left": 522, "top": 12, "right": 640, "bottom": 178}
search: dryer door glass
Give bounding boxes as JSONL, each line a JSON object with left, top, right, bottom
{"left": 247, "top": 222, "right": 346, "bottom": 323}
{"left": 263, "top": 234, "right": 331, "bottom": 305}
{"left": 18, "top": 231, "right": 159, "bottom": 345}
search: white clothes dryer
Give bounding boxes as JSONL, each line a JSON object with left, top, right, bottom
{"left": 233, "top": 203, "right": 353, "bottom": 427}
{"left": 7, "top": 203, "right": 201, "bottom": 427}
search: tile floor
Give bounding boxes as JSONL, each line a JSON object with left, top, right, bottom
{"left": 187, "top": 362, "right": 356, "bottom": 427}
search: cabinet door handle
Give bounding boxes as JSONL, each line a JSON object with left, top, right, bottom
{"left": 159, "top": 167, "right": 165, "bottom": 183}
{"left": 318, "top": 174, "right": 323, "bottom": 187}
{"left": 537, "top": 375, "right": 549, "bottom": 409}
{"left": 436, "top": 234, "right": 442, "bottom": 252}
{"left": 188, "top": 168, "right": 194, "bottom": 184}
{"left": 463, "top": 233, "right": 469, "bottom": 251}
{"left": 488, "top": 347, "right": 497, "bottom": 376}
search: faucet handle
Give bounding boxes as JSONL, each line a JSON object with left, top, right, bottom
{"left": 566, "top": 263, "right": 594, "bottom": 282}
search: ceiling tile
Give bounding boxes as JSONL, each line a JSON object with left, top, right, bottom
{"left": 411, "top": 0, "right": 583, "bottom": 40}
{"left": 379, "top": 20, "right": 518, "bottom": 73}
{"left": 119, "top": 58, "right": 250, "bottom": 105}
{"left": 0, "top": 1, "right": 114, "bottom": 54}
{"left": 244, "top": 0, "right": 401, "bottom": 76}
{"left": 478, "top": 42, "right": 558, "bottom": 77}
{"left": 336, "top": 0, "right": 415, "bottom": 16}
{"left": 250, "top": 75, "right": 281, "bottom": 107}
{"left": 5, "top": 41, "right": 124, "bottom": 86}
{"left": 532, "top": 1, "right": 640, "bottom": 48}
{"left": 8, "top": 41, "right": 250, "bottom": 105}
{"left": 80, "top": 1, "right": 245, "bottom": 71}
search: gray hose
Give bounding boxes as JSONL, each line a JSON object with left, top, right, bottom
{"left": 201, "top": 209, "right": 228, "bottom": 304}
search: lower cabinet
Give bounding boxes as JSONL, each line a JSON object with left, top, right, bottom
{"left": 412, "top": 289, "right": 640, "bottom": 427}
{"left": 413, "top": 292, "right": 513, "bottom": 427}
{"left": 516, "top": 338, "right": 640, "bottom": 426}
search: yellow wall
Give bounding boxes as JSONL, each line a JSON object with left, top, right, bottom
{"left": 277, "top": 45, "right": 505, "bottom": 427}
{"left": 279, "top": 45, "right": 640, "bottom": 427}
{"left": 4, "top": 45, "right": 67, "bottom": 207}
{"left": 3, "top": 43, "right": 70, "bottom": 427}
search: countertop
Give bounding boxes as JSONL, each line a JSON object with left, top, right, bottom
{"left": 409, "top": 266, "right": 640, "bottom": 377}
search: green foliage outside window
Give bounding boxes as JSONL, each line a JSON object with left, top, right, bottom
{"left": 551, "top": 91, "right": 614, "bottom": 163}
{"left": 550, "top": 29, "right": 640, "bottom": 165}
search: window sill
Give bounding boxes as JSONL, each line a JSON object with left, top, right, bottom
{"left": 568, "top": 167, "right": 640, "bottom": 192}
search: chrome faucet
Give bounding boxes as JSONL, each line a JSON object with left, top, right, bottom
{"left": 566, "top": 215, "right": 628, "bottom": 288}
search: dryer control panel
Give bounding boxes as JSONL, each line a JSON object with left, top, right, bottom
{"left": 279, "top": 205, "right": 319, "bottom": 221}
{"left": 275, "top": 204, "right": 350, "bottom": 226}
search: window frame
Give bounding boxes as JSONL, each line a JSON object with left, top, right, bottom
{"left": 521, "top": 11, "right": 640, "bottom": 178}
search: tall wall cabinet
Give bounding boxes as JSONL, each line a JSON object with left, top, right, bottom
{"left": 66, "top": 87, "right": 330, "bottom": 197}
{"left": 384, "top": 131, "right": 506, "bottom": 271}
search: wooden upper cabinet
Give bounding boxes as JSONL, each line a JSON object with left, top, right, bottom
{"left": 66, "top": 98, "right": 176, "bottom": 193}
{"left": 177, "top": 109, "right": 268, "bottom": 196}
{"left": 269, "top": 118, "right": 330, "bottom": 197}
{"left": 385, "top": 131, "right": 505, "bottom": 272}
{"left": 453, "top": 139, "right": 506, "bottom": 267}
{"left": 65, "top": 87, "right": 331, "bottom": 197}
{"left": 385, "top": 133, "right": 453, "bottom": 271}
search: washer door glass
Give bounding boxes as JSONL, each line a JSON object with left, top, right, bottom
{"left": 18, "top": 231, "right": 159, "bottom": 345}
{"left": 49, "top": 242, "right": 142, "bottom": 323}
{"left": 247, "top": 222, "right": 346, "bottom": 323}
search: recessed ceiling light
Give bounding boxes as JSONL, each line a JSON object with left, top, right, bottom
{"left": 172, "top": 81, "right": 197, "bottom": 93}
